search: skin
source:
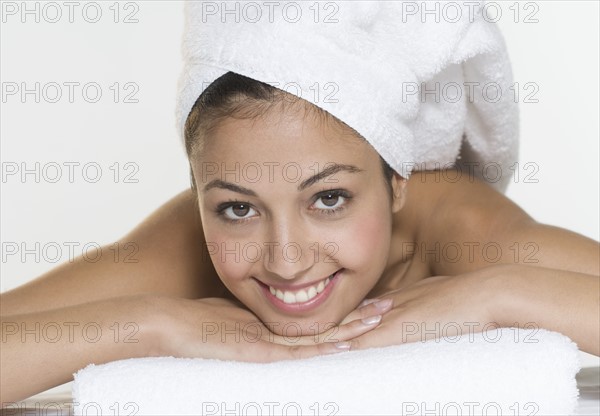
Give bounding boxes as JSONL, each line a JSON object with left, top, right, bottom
{"left": 1, "top": 101, "right": 599, "bottom": 404}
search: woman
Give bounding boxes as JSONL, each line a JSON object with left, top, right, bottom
{"left": 1, "top": 1, "right": 598, "bottom": 405}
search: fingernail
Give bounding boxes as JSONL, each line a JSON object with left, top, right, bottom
{"left": 359, "top": 298, "right": 374, "bottom": 307}
{"left": 361, "top": 314, "right": 382, "bottom": 325}
{"left": 334, "top": 341, "right": 351, "bottom": 350}
{"left": 374, "top": 299, "right": 393, "bottom": 310}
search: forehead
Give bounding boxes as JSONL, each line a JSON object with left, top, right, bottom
{"left": 198, "top": 103, "right": 378, "bottom": 169}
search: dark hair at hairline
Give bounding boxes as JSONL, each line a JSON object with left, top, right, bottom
{"left": 184, "top": 72, "right": 395, "bottom": 196}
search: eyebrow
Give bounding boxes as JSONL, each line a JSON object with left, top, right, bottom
{"left": 202, "top": 163, "right": 364, "bottom": 196}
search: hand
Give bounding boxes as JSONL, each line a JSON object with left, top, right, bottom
{"left": 266, "top": 297, "right": 394, "bottom": 347}
{"left": 151, "top": 296, "right": 391, "bottom": 362}
{"left": 339, "top": 271, "right": 499, "bottom": 350}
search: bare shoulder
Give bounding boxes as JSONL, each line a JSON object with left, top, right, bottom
{"left": 1, "top": 189, "right": 224, "bottom": 316}
{"left": 397, "top": 170, "right": 598, "bottom": 276}
{"left": 396, "top": 170, "right": 535, "bottom": 275}
{"left": 122, "top": 188, "right": 203, "bottom": 251}
{"left": 402, "top": 170, "right": 533, "bottom": 234}
{"left": 119, "top": 188, "right": 227, "bottom": 296}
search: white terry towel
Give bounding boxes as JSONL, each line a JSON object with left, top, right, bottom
{"left": 72, "top": 328, "right": 580, "bottom": 415}
{"left": 176, "top": 1, "right": 519, "bottom": 191}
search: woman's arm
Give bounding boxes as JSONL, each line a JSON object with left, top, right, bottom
{"left": 0, "top": 190, "right": 217, "bottom": 402}
{"left": 340, "top": 264, "right": 599, "bottom": 355}
{"left": 490, "top": 264, "right": 599, "bottom": 356}
{"left": 2, "top": 293, "right": 383, "bottom": 404}
{"left": 426, "top": 175, "right": 599, "bottom": 350}
{"left": 0, "top": 295, "right": 159, "bottom": 404}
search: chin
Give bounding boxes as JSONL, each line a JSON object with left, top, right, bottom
{"left": 257, "top": 311, "right": 346, "bottom": 339}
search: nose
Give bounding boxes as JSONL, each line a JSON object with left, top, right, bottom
{"left": 262, "top": 217, "right": 314, "bottom": 280}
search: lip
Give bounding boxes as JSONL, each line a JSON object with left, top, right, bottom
{"left": 258, "top": 269, "right": 343, "bottom": 314}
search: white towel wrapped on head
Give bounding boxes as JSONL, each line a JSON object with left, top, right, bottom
{"left": 176, "top": 0, "right": 519, "bottom": 191}
{"left": 72, "top": 328, "right": 581, "bottom": 415}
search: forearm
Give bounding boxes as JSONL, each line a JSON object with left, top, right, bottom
{"left": 0, "top": 295, "right": 160, "bottom": 404}
{"left": 489, "top": 264, "right": 600, "bottom": 356}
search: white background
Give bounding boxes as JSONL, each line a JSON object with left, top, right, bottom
{"left": 1, "top": 0, "right": 598, "bottom": 394}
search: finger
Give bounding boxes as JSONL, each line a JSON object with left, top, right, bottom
{"left": 340, "top": 298, "right": 393, "bottom": 325}
{"left": 269, "top": 314, "right": 383, "bottom": 346}
{"left": 344, "top": 327, "right": 387, "bottom": 352}
{"left": 260, "top": 340, "right": 353, "bottom": 362}
{"left": 262, "top": 323, "right": 339, "bottom": 346}
{"left": 358, "top": 298, "right": 378, "bottom": 307}
{"left": 318, "top": 315, "right": 383, "bottom": 343}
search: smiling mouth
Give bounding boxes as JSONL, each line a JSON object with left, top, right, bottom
{"left": 257, "top": 269, "right": 344, "bottom": 312}
{"left": 268, "top": 273, "right": 335, "bottom": 304}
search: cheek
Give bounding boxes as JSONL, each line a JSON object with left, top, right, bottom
{"left": 202, "top": 228, "right": 256, "bottom": 288}
{"left": 335, "top": 204, "right": 392, "bottom": 276}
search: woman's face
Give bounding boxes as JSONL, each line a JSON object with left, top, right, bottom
{"left": 191, "top": 102, "right": 405, "bottom": 336}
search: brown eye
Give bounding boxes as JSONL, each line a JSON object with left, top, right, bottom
{"left": 320, "top": 193, "right": 339, "bottom": 207}
{"left": 219, "top": 202, "right": 257, "bottom": 222}
{"left": 231, "top": 204, "right": 250, "bottom": 217}
{"left": 314, "top": 190, "right": 350, "bottom": 211}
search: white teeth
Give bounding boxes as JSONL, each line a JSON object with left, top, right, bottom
{"left": 283, "top": 291, "right": 296, "bottom": 304}
{"left": 270, "top": 272, "right": 337, "bottom": 304}
{"left": 295, "top": 290, "right": 309, "bottom": 303}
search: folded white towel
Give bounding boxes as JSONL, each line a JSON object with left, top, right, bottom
{"left": 72, "top": 328, "right": 580, "bottom": 415}
{"left": 176, "top": 1, "right": 519, "bottom": 191}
